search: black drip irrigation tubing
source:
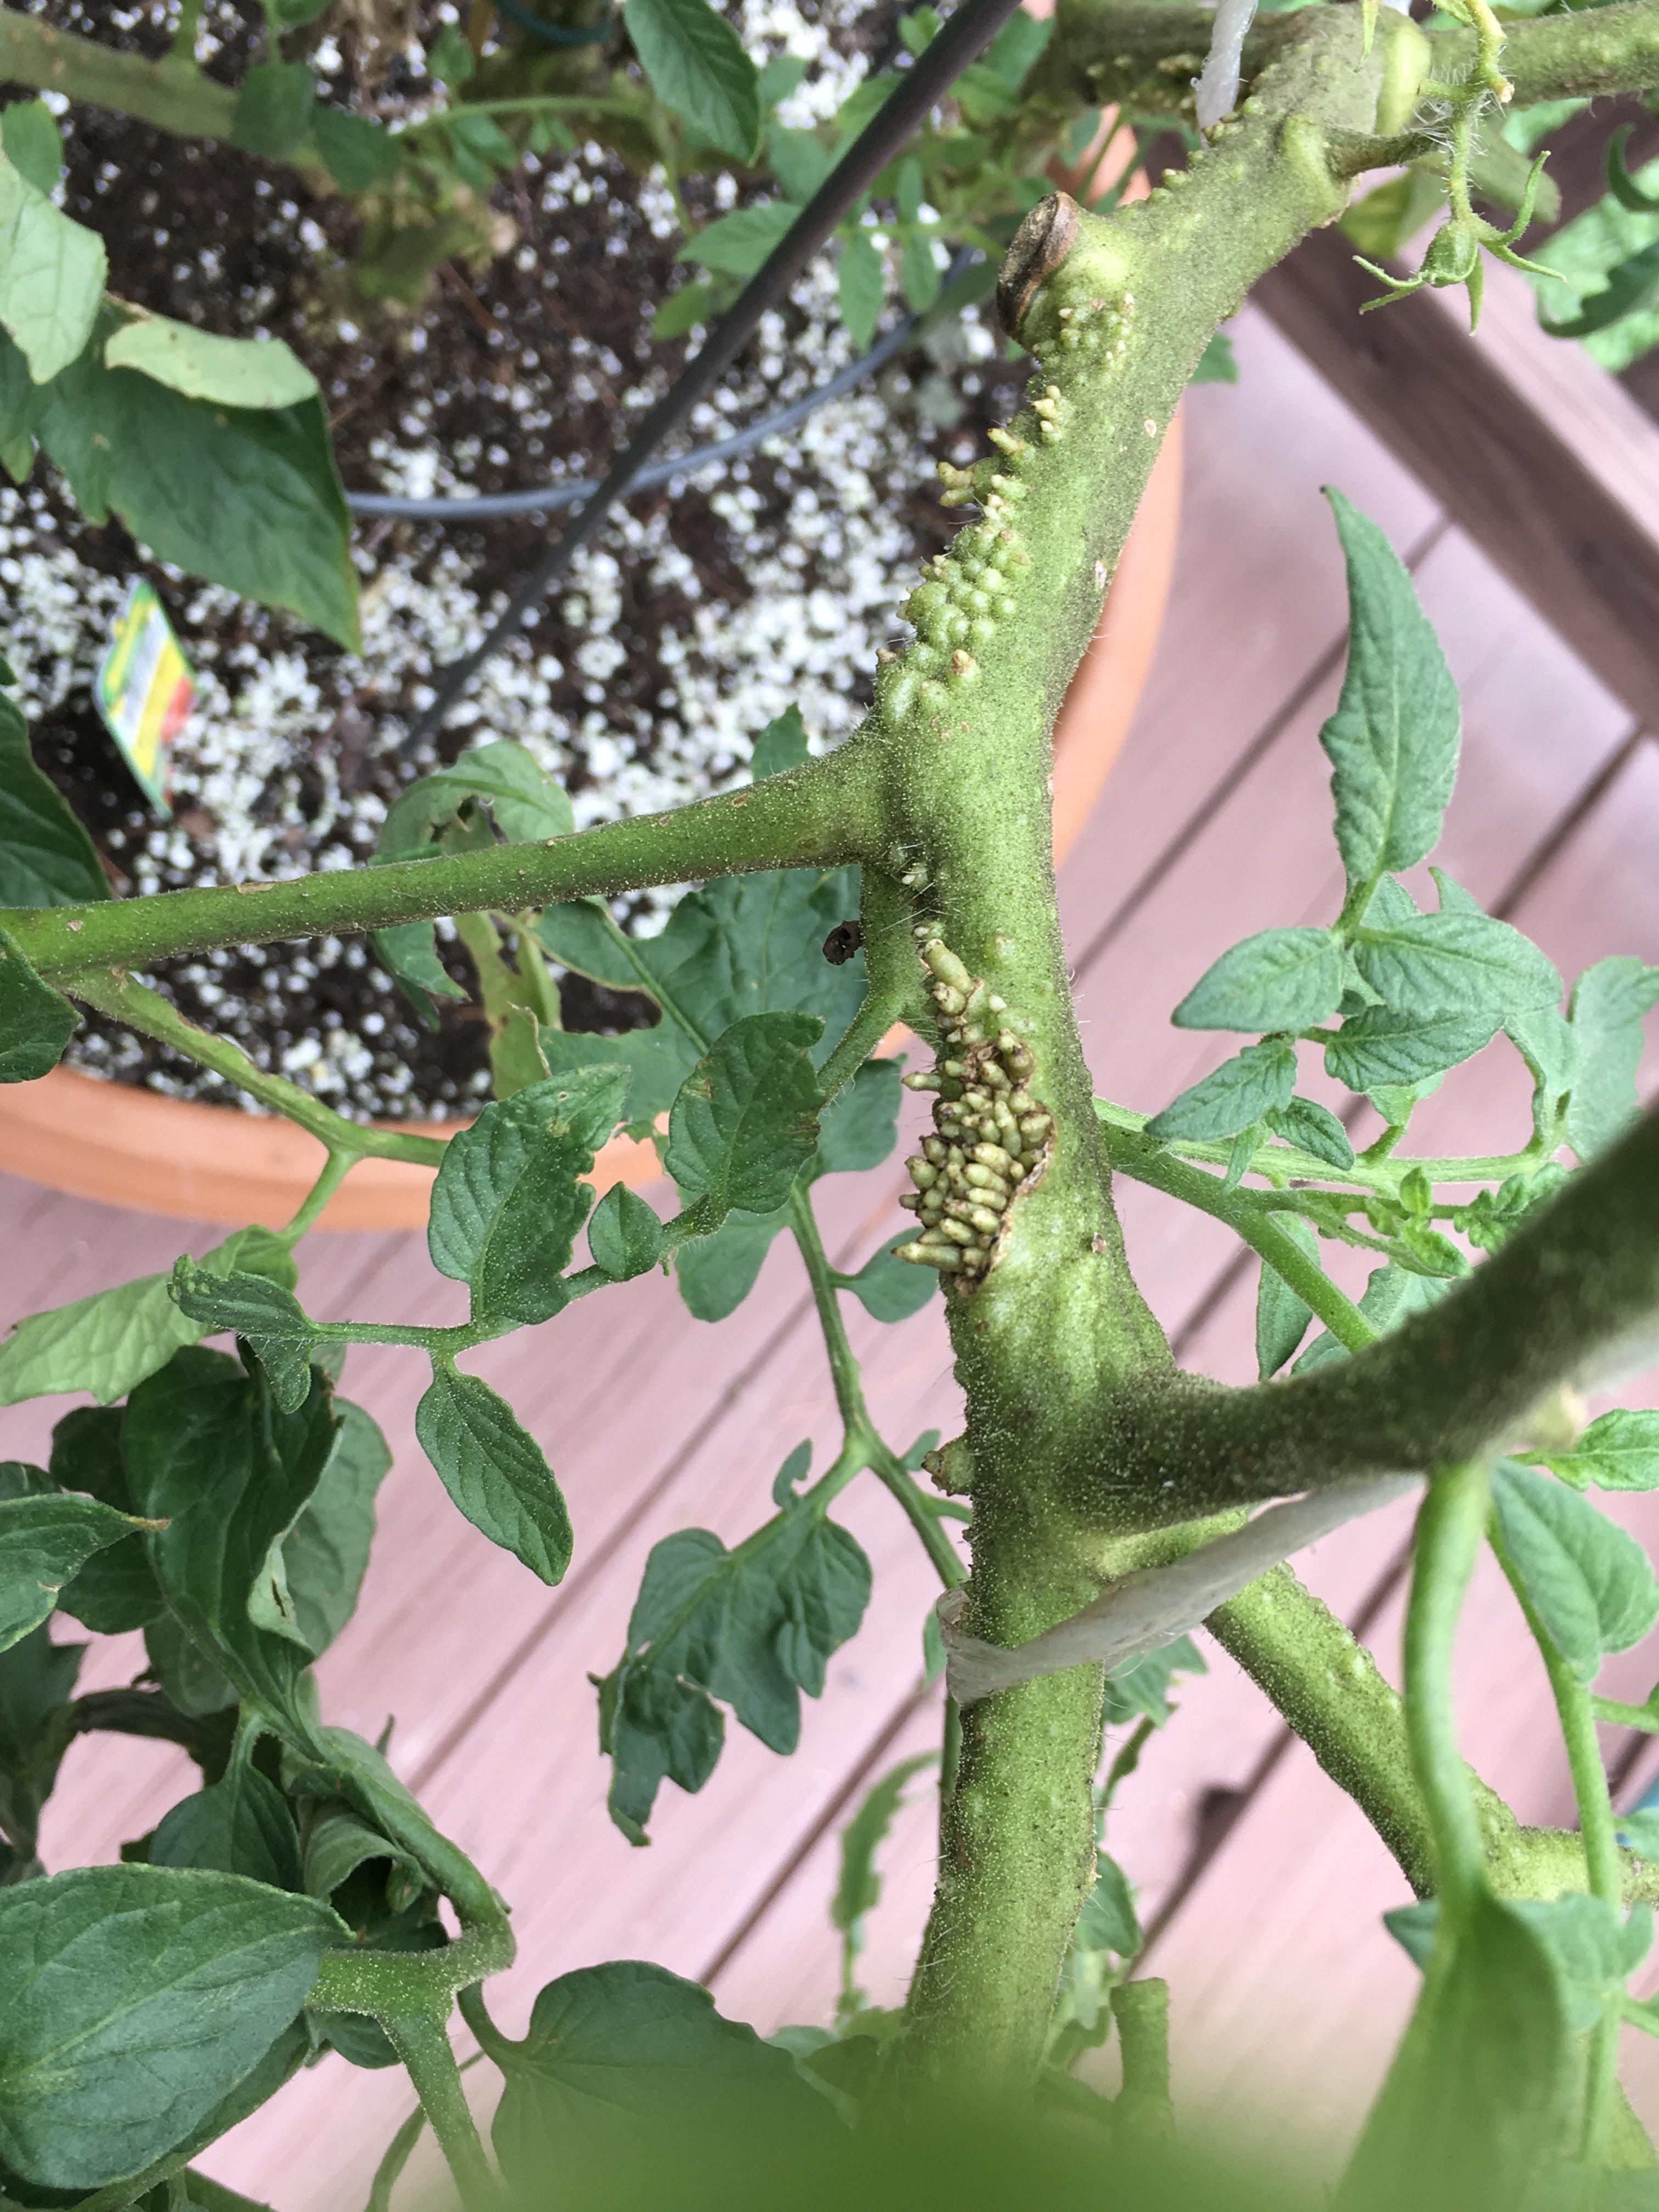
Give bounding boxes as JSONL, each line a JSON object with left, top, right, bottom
{"left": 398, "top": 0, "right": 1027, "bottom": 751}
{"left": 345, "top": 245, "right": 979, "bottom": 522}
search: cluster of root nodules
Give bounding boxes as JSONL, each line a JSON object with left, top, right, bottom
{"left": 896, "top": 936, "right": 1054, "bottom": 1288}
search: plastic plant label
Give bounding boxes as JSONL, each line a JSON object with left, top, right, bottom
{"left": 93, "top": 579, "right": 194, "bottom": 815}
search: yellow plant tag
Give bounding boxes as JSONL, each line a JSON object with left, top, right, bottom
{"left": 94, "top": 579, "right": 194, "bottom": 815}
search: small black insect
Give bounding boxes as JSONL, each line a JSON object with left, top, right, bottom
{"left": 822, "top": 921, "right": 864, "bottom": 966}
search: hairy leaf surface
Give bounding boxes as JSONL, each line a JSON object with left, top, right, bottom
{"left": 1319, "top": 489, "right": 1460, "bottom": 891}
{"left": 1493, "top": 1459, "right": 1659, "bottom": 1681}
{"left": 415, "top": 1363, "right": 571, "bottom": 1584}
{"left": 0, "top": 1865, "right": 342, "bottom": 2188}
{"left": 1172, "top": 927, "right": 1342, "bottom": 1034}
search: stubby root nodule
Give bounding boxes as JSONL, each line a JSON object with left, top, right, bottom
{"left": 895, "top": 932, "right": 1054, "bottom": 1288}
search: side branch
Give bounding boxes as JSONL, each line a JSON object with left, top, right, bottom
{"left": 0, "top": 8, "right": 240, "bottom": 143}
{"left": 1082, "top": 1107, "right": 1659, "bottom": 1526}
{"left": 3, "top": 745, "right": 884, "bottom": 979}
{"left": 1039, "top": 0, "right": 1659, "bottom": 119}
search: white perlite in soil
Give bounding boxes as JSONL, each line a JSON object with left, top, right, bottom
{"left": 1, "top": 0, "right": 1013, "bottom": 1121}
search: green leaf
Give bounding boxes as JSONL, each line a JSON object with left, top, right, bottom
{"left": 674, "top": 1204, "right": 789, "bottom": 1322}
{"left": 427, "top": 24, "right": 476, "bottom": 84}
{"left": 0, "top": 686, "right": 110, "bottom": 906}
{"left": 1350, "top": 911, "right": 1561, "bottom": 1023}
{"left": 1144, "top": 1039, "right": 1297, "bottom": 1143}
{"left": 1506, "top": 1002, "right": 1577, "bottom": 1144}
{"left": 623, "top": 0, "right": 762, "bottom": 161}
{"left": 768, "top": 127, "right": 832, "bottom": 205}
{"left": 35, "top": 327, "right": 358, "bottom": 647}
{"left": 105, "top": 317, "right": 317, "bottom": 410}
{"left": 490, "top": 1004, "right": 551, "bottom": 1099}
{"left": 1566, "top": 956, "right": 1659, "bottom": 1160}
{"left": 0, "top": 926, "right": 76, "bottom": 1084}
{"left": 144, "top": 1613, "right": 236, "bottom": 1719}
{"left": 0, "top": 1865, "right": 343, "bottom": 2190}
{"left": 831, "top": 1752, "right": 936, "bottom": 2005}
{"left": 1541, "top": 1410, "right": 1659, "bottom": 1494}
{"left": 0, "top": 1226, "right": 296, "bottom": 1408}
{"left": 899, "top": 232, "right": 940, "bottom": 313}
{"left": 310, "top": 105, "right": 402, "bottom": 192}
{"left": 1324, "top": 1004, "right": 1502, "bottom": 1093}
{"left": 652, "top": 280, "right": 716, "bottom": 340}
{"left": 1340, "top": 168, "right": 1444, "bottom": 260}
{"left": 539, "top": 1022, "right": 697, "bottom": 1131}
{"left": 0, "top": 148, "right": 105, "bottom": 383}
{"left": 150, "top": 1763, "right": 302, "bottom": 1894}
{"left": 1265, "top": 1095, "right": 1354, "bottom": 1168}
{"left": 1319, "top": 489, "right": 1461, "bottom": 892}
{"left": 300, "top": 1801, "right": 425, "bottom": 1910}
{"left": 0, "top": 1626, "right": 82, "bottom": 1883}
{"left": 666, "top": 1011, "right": 823, "bottom": 1222}
{"left": 1074, "top": 1849, "right": 1140, "bottom": 1959}
{"left": 750, "top": 704, "right": 809, "bottom": 780}
{"left": 1492, "top": 1459, "right": 1659, "bottom": 1682}
{"left": 1, "top": 104, "right": 62, "bottom": 197}
{"left": 681, "top": 201, "right": 801, "bottom": 278}
{"left": 381, "top": 740, "right": 575, "bottom": 857}
{"left": 1349, "top": 1887, "right": 1572, "bottom": 2210}
{"left": 588, "top": 1183, "right": 665, "bottom": 1281}
{"left": 279, "top": 1401, "right": 390, "bottom": 1656}
{"left": 442, "top": 110, "right": 518, "bottom": 186}
{"left": 1172, "top": 926, "right": 1342, "bottom": 1034}
{"left": 1190, "top": 330, "right": 1238, "bottom": 384}
{"left": 602, "top": 1509, "right": 871, "bottom": 1837}
{"left": 837, "top": 228, "right": 884, "bottom": 348}
{"left": 230, "top": 61, "right": 315, "bottom": 160}
{"left": 427, "top": 1069, "right": 627, "bottom": 1325}
{"left": 1102, "top": 1634, "right": 1206, "bottom": 1726}
{"left": 1256, "top": 1215, "right": 1319, "bottom": 1378}
{"left": 816, "top": 1058, "right": 901, "bottom": 1175}
{"left": 493, "top": 1961, "right": 813, "bottom": 2177}
{"left": 415, "top": 1362, "right": 571, "bottom": 1585}
{"left": 0, "top": 1493, "right": 146, "bottom": 1654}
{"left": 1617, "top": 1808, "right": 1659, "bottom": 1859}
{"left": 47, "top": 1406, "right": 165, "bottom": 1636}
{"left": 369, "top": 913, "right": 466, "bottom": 1029}
{"left": 169, "top": 1263, "right": 317, "bottom": 1414}
{"left": 122, "top": 1347, "right": 338, "bottom": 1718}
{"left": 1296, "top": 1261, "right": 1450, "bottom": 1371}
{"left": 596, "top": 1661, "right": 722, "bottom": 1846}
{"left": 758, "top": 53, "right": 808, "bottom": 105}
{"left": 837, "top": 1240, "right": 937, "bottom": 1323}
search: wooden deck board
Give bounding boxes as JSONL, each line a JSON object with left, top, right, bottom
{"left": 1, "top": 295, "right": 1655, "bottom": 2204}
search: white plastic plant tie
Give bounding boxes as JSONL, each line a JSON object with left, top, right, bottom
{"left": 938, "top": 1474, "right": 1421, "bottom": 1707}
{"left": 1193, "top": 0, "right": 1260, "bottom": 131}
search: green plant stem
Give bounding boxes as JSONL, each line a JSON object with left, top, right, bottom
{"left": 61, "top": 968, "right": 448, "bottom": 1167}
{"left": 1101, "top": 1714, "right": 1156, "bottom": 1809}
{"left": 1593, "top": 1696, "right": 1659, "bottom": 1731}
{"left": 816, "top": 990, "right": 906, "bottom": 1104}
{"left": 1492, "top": 1522, "right": 1624, "bottom": 2167}
{"left": 1096, "top": 1122, "right": 1375, "bottom": 1351}
{"left": 0, "top": 4, "right": 238, "bottom": 139}
{"left": 1404, "top": 1462, "right": 1493, "bottom": 1914}
{"left": 1109, "top": 1979, "right": 1173, "bottom": 2138}
{"left": 380, "top": 2013, "right": 495, "bottom": 2211}
{"left": 871, "top": 1438, "right": 968, "bottom": 1589}
{"left": 170, "top": 0, "right": 205, "bottom": 61}
{"left": 1092, "top": 1097, "right": 1545, "bottom": 1197}
{"left": 365, "top": 2101, "right": 429, "bottom": 2212}
{"left": 456, "top": 1982, "right": 522, "bottom": 2068}
{"left": 407, "top": 92, "right": 644, "bottom": 132}
{"left": 285, "top": 1150, "right": 354, "bottom": 1240}
{"left": 1080, "top": 1102, "right": 1659, "bottom": 1526}
{"left": 9, "top": 752, "right": 881, "bottom": 980}
{"left": 788, "top": 1184, "right": 872, "bottom": 1440}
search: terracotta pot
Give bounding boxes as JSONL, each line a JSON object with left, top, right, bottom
{"left": 0, "top": 428, "right": 1182, "bottom": 1232}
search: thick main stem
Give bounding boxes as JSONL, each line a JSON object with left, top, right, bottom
{"left": 891, "top": 3, "right": 1421, "bottom": 2097}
